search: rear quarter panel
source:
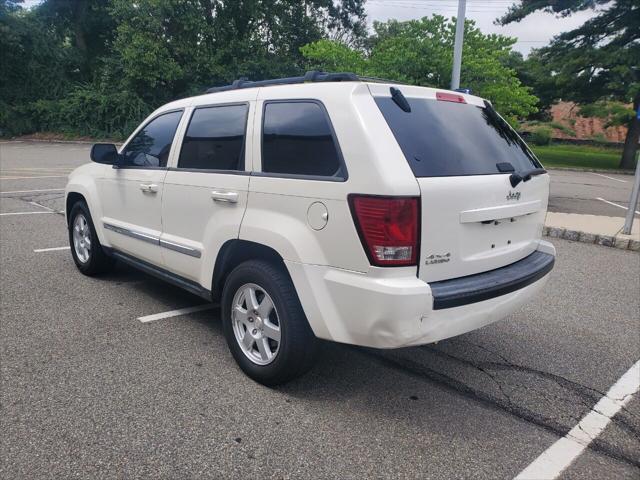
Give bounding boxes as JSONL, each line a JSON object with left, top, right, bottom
{"left": 241, "top": 82, "right": 420, "bottom": 271}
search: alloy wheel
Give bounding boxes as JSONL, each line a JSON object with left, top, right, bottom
{"left": 231, "top": 283, "right": 281, "bottom": 365}
{"left": 72, "top": 213, "right": 91, "bottom": 263}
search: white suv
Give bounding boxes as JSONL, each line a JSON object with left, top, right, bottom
{"left": 65, "top": 72, "right": 555, "bottom": 385}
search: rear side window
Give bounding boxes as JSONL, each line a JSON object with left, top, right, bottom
{"left": 262, "top": 101, "right": 343, "bottom": 178}
{"left": 375, "top": 96, "right": 540, "bottom": 177}
{"left": 121, "top": 110, "right": 183, "bottom": 168}
{"left": 178, "top": 104, "right": 248, "bottom": 171}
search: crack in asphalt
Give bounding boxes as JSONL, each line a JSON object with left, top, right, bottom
{"left": 453, "top": 340, "right": 640, "bottom": 423}
{"left": 357, "top": 348, "right": 640, "bottom": 470}
{"left": 10, "top": 193, "right": 66, "bottom": 217}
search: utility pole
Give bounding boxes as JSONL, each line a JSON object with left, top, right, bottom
{"left": 450, "top": 0, "right": 467, "bottom": 90}
{"left": 622, "top": 149, "right": 640, "bottom": 235}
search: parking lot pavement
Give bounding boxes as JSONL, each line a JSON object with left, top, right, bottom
{"left": 1, "top": 141, "right": 639, "bottom": 479}
{"left": 548, "top": 169, "right": 639, "bottom": 218}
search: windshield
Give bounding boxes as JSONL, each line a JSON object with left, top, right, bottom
{"left": 375, "top": 96, "right": 541, "bottom": 177}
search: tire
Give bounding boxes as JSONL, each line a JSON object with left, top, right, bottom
{"left": 221, "top": 260, "right": 318, "bottom": 386}
{"left": 68, "top": 200, "right": 114, "bottom": 276}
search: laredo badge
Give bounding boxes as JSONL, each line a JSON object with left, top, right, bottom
{"left": 425, "top": 253, "right": 451, "bottom": 265}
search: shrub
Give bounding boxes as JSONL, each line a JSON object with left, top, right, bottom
{"left": 530, "top": 127, "right": 552, "bottom": 146}
{"left": 2, "top": 86, "right": 151, "bottom": 140}
{"left": 548, "top": 121, "right": 576, "bottom": 137}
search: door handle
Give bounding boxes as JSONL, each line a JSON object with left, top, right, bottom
{"left": 140, "top": 183, "right": 159, "bottom": 193}
{"left": 211, "top": 191, "right": 238, "bottom": 203}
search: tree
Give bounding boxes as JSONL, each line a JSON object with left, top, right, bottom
{"left": 108, "top": 0, "right": 367, "bottom": 105}
{"left": 0, "top": 0, "right": 366, "bottom": 138}
{"left": 302, "top": 16, "right": 539, "bottom": 124}
{"left": 498, "top": 0, "right": 640, "bottom": 169}
{"left": 34, "top": 0, "right": 116, "bottom": 80}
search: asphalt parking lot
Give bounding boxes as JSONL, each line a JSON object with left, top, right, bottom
{"left": 549, "top": 169, "right": 639, "bottom": 218}
{"left": 1, "top": 141, "right": 639, "bottom": 479}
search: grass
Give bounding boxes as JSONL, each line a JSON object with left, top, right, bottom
{"left": 530, "top": 143, "right": 630, "bottom": 170}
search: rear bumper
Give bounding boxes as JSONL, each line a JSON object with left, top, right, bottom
{"left": 430, "top": 250, "right": 554, "bottom": 310}
{"left": 286, "top": 240, "right": 555, "bottom": 349}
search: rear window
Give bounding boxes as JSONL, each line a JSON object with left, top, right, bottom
{"left": 178, "top": 104, "right": 247, "bottom": 171}
{"left": 262, "top": 101, "right": 344, "bottom": 178}
{"left": 375, "top": 96, "right": 540, "bottom": 177}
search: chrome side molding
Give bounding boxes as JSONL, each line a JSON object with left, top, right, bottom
{"left": 103, "top": 222, "right": 201, "bottom": 258}
{"left": 103, "top": 222, "right": 159, "bottom": 245}
{"left": 159, "top": 238, "right": 201, "bottom": 258}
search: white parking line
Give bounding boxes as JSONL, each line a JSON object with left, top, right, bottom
{"left": 515, "top": 360, "right": 640, "bottom": 480}
{"left": 0, "top": 188, "right": 65, "bottom": 194}
{"left": 2, "top": 172, "right": 72, "bottom": 177}
{"left": 4, "top": 167, "right": 75, "bottom": 170}
{"left": 137, "top": 304, "right": 215, "bottom": 323}
{"left": 34, "top": 246, "right": 70, "bottom": 253}
{"left": 0, "top": 211, "right": 55, "bottom": 216}
{"left": 0, "top": 175, "right": 68, "bottom": 180}
{"left": 595, "top": 197, "right": 640, "bottom": 215}
{"left": 589, "top": 172, "right": 627, "bottom": 183}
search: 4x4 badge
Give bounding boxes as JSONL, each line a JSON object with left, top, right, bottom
{"left": 506, "top": 191, "right": 521, "bottom": 201}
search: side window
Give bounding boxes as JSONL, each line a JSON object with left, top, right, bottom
{"left": 121, "top": 110, "right": 183, "bottom": 168}
{"left": 262, "top": 101, "right": 343, "bottom": 178}
{"left": 178, "top": 104, "right": 248, "bottom": 171}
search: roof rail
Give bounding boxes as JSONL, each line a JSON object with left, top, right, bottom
{"left": 205, "top": 71, "right": 362, "bottom": 93}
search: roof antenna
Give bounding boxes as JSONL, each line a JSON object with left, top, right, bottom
{"left": 390, "top": 87, "right": 411, "bottom": 112}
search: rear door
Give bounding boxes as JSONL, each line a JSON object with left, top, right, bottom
{"left": 160, "top": 101, "right": 253, "bottom": 285}
{"left": 371, "top": 85, "right": 548, "bottom": 282}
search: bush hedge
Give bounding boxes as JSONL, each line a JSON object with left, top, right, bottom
{"left": 1, "top": 87, "right": 151, "bottom": 140}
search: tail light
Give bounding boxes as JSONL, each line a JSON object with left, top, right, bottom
{"left": 349, "top": 195, "right": 419, "bottom": 267}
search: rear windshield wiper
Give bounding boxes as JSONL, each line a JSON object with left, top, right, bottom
{"left": 510, "top": 168, "right": 547, "bottom": 187}
{"left": 390, "top": 87, "right": 411, "bottom": 112}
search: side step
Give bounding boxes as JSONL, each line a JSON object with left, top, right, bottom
{"left": 107, "top": 249, "right": 212, "bottom": 301}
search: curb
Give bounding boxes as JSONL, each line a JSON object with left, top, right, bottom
{"left": 546, "top": 167, "right": 635, "bottom": 175}
{"left": 543, "top": 226, "right": 639, "bottom": 251}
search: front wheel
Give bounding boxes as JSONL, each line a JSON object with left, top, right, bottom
{"left": 221, "top": 260, "right": 318, "bottom": 386}
{"left": 68, "top": 201, "right": 114, "bottom": 276}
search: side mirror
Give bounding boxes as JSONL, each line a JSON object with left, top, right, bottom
{"left": 90, "top": 143, "right": 120, "bottom": 165}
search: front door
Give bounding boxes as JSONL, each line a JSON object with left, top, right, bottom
{"left": 98, "top": 110, "right": 184, "bottom": 266}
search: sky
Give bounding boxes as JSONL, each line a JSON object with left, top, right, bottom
{"left": 20, "top": 0, "right": 599, "bottom": 57}
{"left": 365, "top": 0, "right": 599, "bottom": 55}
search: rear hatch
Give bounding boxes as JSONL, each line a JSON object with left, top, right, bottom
{"left": 371, "top": 84, "right": 549, "bottom": 282}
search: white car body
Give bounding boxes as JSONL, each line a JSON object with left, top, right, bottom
{"left": 66, "top": 79, "right": 555, "bottom": 350}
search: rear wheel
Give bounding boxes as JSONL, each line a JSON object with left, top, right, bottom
{"left": 68, "top": 201, "right": 114, "bottom": 276}
{"left": 221, "top": 260, "right": 318, "bottom": 386}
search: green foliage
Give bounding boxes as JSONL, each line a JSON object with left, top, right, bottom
{"left": 525, "top": 120, "right": 577, "bottom": 137}
{"left": 0, "top": 0, "right": 367, "bottom": 138}
{"left": 107, "top": 0, "right": 368, "bottom": 105}
{"left": 548, "top": 122, "right": 576, "bottom": 137}
{"left": 302, "top": 16, "right": 539, "bottom": 124}
{"left": 499, "top": 0, "right": 640, "bottom": 168}
{"left": 5, "top": 86, "right": 149, "bottom": 139}
{"left": 0, "top": 1, "right": 75, "bottom": 105}
{"left": 578, "top": 102, "right": 635, "bottom": 128}
{"left": 532, "top": 144, "right": 630, "bottom": 171}
{"left": 301, "top": 40, "right": 367, "bottom": 74}
{"left": 529, "top": 127, "right": 552, "bottom": 146}
{"left": 589, "top": 133, "right": 608, "bottom": 143}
